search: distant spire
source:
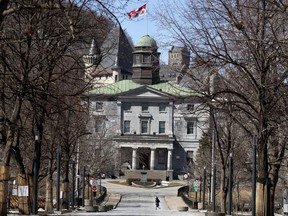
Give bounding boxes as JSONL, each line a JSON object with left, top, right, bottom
{"left": 114, "top": 56, "right": 118, "bottom": 67}
{"left": 83, "top": 38, "right": 102, "bottom": 67}
{"left": 89, "top": 39, "right": 99, "bottom": 55}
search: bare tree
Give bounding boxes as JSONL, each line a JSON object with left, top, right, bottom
{"left": 81, "top": 116, "right": 117, "bottom": 179}
{"left": 0, "top": 0, "right": 118, "bottom": 215}
{"left": 154, "top": 0, "right": 288, "bottom": 215}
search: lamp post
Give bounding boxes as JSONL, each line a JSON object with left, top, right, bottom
{"left": 82, "top": 167, "right": 85, "bottom": 207}
{"left": 56, "top": 144, "right": 61, "bottom": 211}
{"left": 8, "top": 180, "right": 13, "bottom": 209}
{"left": 72, "top": 160, "right": 75, "bottom": 209}
{"left": 32, "top": 130, "right": 41, "bottom": 215}
{"left": 252, "top": 135, "right": 257, "bottom": 216}
{"left": 202, "top": 167, "right": 206, "bottom": 210}
{"left": 77, "top": 172, "right": 80, "bottom": 208}
{"left": 211, "top": 129, "right": 216, "bottom": 212}
{"left": 228, "top": 152, "right": 233, "bottom": 215}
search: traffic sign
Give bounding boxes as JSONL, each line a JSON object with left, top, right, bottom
{"left": 92, "top": 186, "right": 97, "bottom": 191}
{"left": 89, "top": 178, "right": 97, "bottom": 187}
{"left": 193, "top": 180, "right": 201, "bottom": 192}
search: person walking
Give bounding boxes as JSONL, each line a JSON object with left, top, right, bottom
{"left": 155, "top": 196, "right": 160, "bottom": 210}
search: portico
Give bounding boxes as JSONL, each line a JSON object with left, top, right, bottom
{"left": 114, "top": 134, "right": 174, "bottom": 180}
{"left": 129, "top": 147, "right": 172, "bottom": 171}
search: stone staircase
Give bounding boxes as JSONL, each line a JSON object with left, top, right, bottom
{"left": 124, "top": 170, "right": 168, "bottom": 180}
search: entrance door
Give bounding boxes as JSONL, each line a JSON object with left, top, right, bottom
{"left": 138, "top": 148, "right": 150, "bottom": 170}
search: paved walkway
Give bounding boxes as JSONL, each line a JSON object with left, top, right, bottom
{"left": 8, "top": 179, "right": 206, "bottom": 216}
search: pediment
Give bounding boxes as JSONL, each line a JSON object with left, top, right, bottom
{"left": 118, "top": 86, "right": 172, "bottom": 100}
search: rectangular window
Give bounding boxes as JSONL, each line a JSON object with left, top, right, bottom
{"left": 123, "top": 103, "right": 131, "bottom": 111}
{"left": 134, "top": 54, "right": 141, "bottom": 64}
{"left": 143, "top": 54, "right": 150, "bottom": 63}
{"left": 158, "top": 149, "right": 166, "bottom": 164}
{"left": 159, "top": 104, "right": 166, "bottom": 112}
{"left": 141, "top": 120, "right": 148, "bottom": 133}
{"left": 142, "top": 104, "right": 149, "bottom": 112}
{"left": 124, "top": 121, "right": 130, "bottom": 133}
{"left": 187, "top": 104, "right": 194, "bottom": 112}
{"left": 95, "top": 120, "right": 103, "bottom": 133}
{"left": 159, "top": 121, "right": 166, "bottom": 134}
{"left": 96, "top": 102, "right": 103, "bottom": 111}
{"left": 187, "top": 121, "right": 195, "bottom": 134}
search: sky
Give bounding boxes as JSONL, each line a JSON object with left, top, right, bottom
{"left": 114, "top": 0, "right": 170, "bottom": 63}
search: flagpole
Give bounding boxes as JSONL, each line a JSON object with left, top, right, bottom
{"left": 146, "top": 1, "right": 148, "bottom": 35}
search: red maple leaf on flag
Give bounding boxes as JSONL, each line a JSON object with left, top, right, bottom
{"left": 127, "top": 4, "right": 147, "bottom": 20}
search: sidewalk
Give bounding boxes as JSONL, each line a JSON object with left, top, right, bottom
{"left": 101, "top": 192, "right": 122, "bottom": 208}
{"left": 102, "top": 192, "right": 203, "bottom": 213}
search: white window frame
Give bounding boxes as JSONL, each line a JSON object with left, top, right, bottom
{"left": 124, "top": 120, "right": 130, "bottom": 133}
{"left": 187, "top": 121, "right": 195, "bottom": 134}
{"left": 141, "top": 120, "right": 149, "bottom": 134}
{"left": 159, "top": 121, "right": 166, "bottom": 134}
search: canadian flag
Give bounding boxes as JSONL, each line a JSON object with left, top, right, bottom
{"left": 127, "top": 4, "right": 147, "bottom": 20}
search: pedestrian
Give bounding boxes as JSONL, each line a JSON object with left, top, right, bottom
{"left": 155, "top": 196, "right": 160, "bottom": 210}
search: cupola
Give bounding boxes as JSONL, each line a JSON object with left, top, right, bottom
{"left": 132, "top": 35, "right": 160, "bottom": 85}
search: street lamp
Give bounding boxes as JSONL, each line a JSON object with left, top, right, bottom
{"left": 211, "top": 128, "right": 216, "bottom": 212}
{"left": 202, "top": 167, "right": 206, "bottom": 210}
{"left": 82, "top": 166, "right": 86, "bottom": 207}
{"left": 228, "top": 152, "right": 233, "bottom": 215}
{"left": 72, "top": 160, "right": 75, "bottom": 209}
{"left": 252, "top": 135, "right": 257, "bottom": 216}
{"left": 56, "top": 143, "right": 61, "bottom": 211}
{"left": 32, "top": 129, "right": 41, "bottom": 215}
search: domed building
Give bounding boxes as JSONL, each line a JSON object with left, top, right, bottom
{"left": 83, "top": 32, "right": 208, "bottom": 180}
{"left": 132, "top": 35, "right": 160, "bottom": 85}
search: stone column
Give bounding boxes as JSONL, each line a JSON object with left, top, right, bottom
{"left": 150, "top": 149, "right": 155, "bottom": 170}
{"left": 167, "top": 149, "right": 172, "bottom": 170}
{"left": 132, "top": 148, "right": 137, "bottom": 170}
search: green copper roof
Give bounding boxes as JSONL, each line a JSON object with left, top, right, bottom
{"left": 151, "top": 82, "right": 196, "bottom": 97}
{"left": 86, "top": 80, "right": 196, "bottom": 97}
{"left": 135, "top": 35, "right": 157, "bottom": 47}
{"left": 87, "top": 80, "right": 142, "bottom": 95}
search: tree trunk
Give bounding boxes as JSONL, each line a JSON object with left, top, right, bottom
{"left": 0, "top": 165, "right": 9, "bottom": 216}
{"left": 256, "top": 179, "right": 271, "bottom": 216}
{"left": 256, "top": 182, "right": 264, "bottom": 216}
{"left": 17, "top": 174, "right": 32, "bottom": 215}
{"left": 61, "top": 181, "right": 69, "bottom": 210}
{"left": 220, "top": 167, "right": 227, "bottom": 213}
{"left": 270, "top": 185, "right": 276, "bottom": 216}
{"left": 45, "top": 177, "right": 53, "bottom": 213}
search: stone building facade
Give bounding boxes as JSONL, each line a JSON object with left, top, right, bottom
{"left": 84, "top": 33, "right": 208, "bottom": 180}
